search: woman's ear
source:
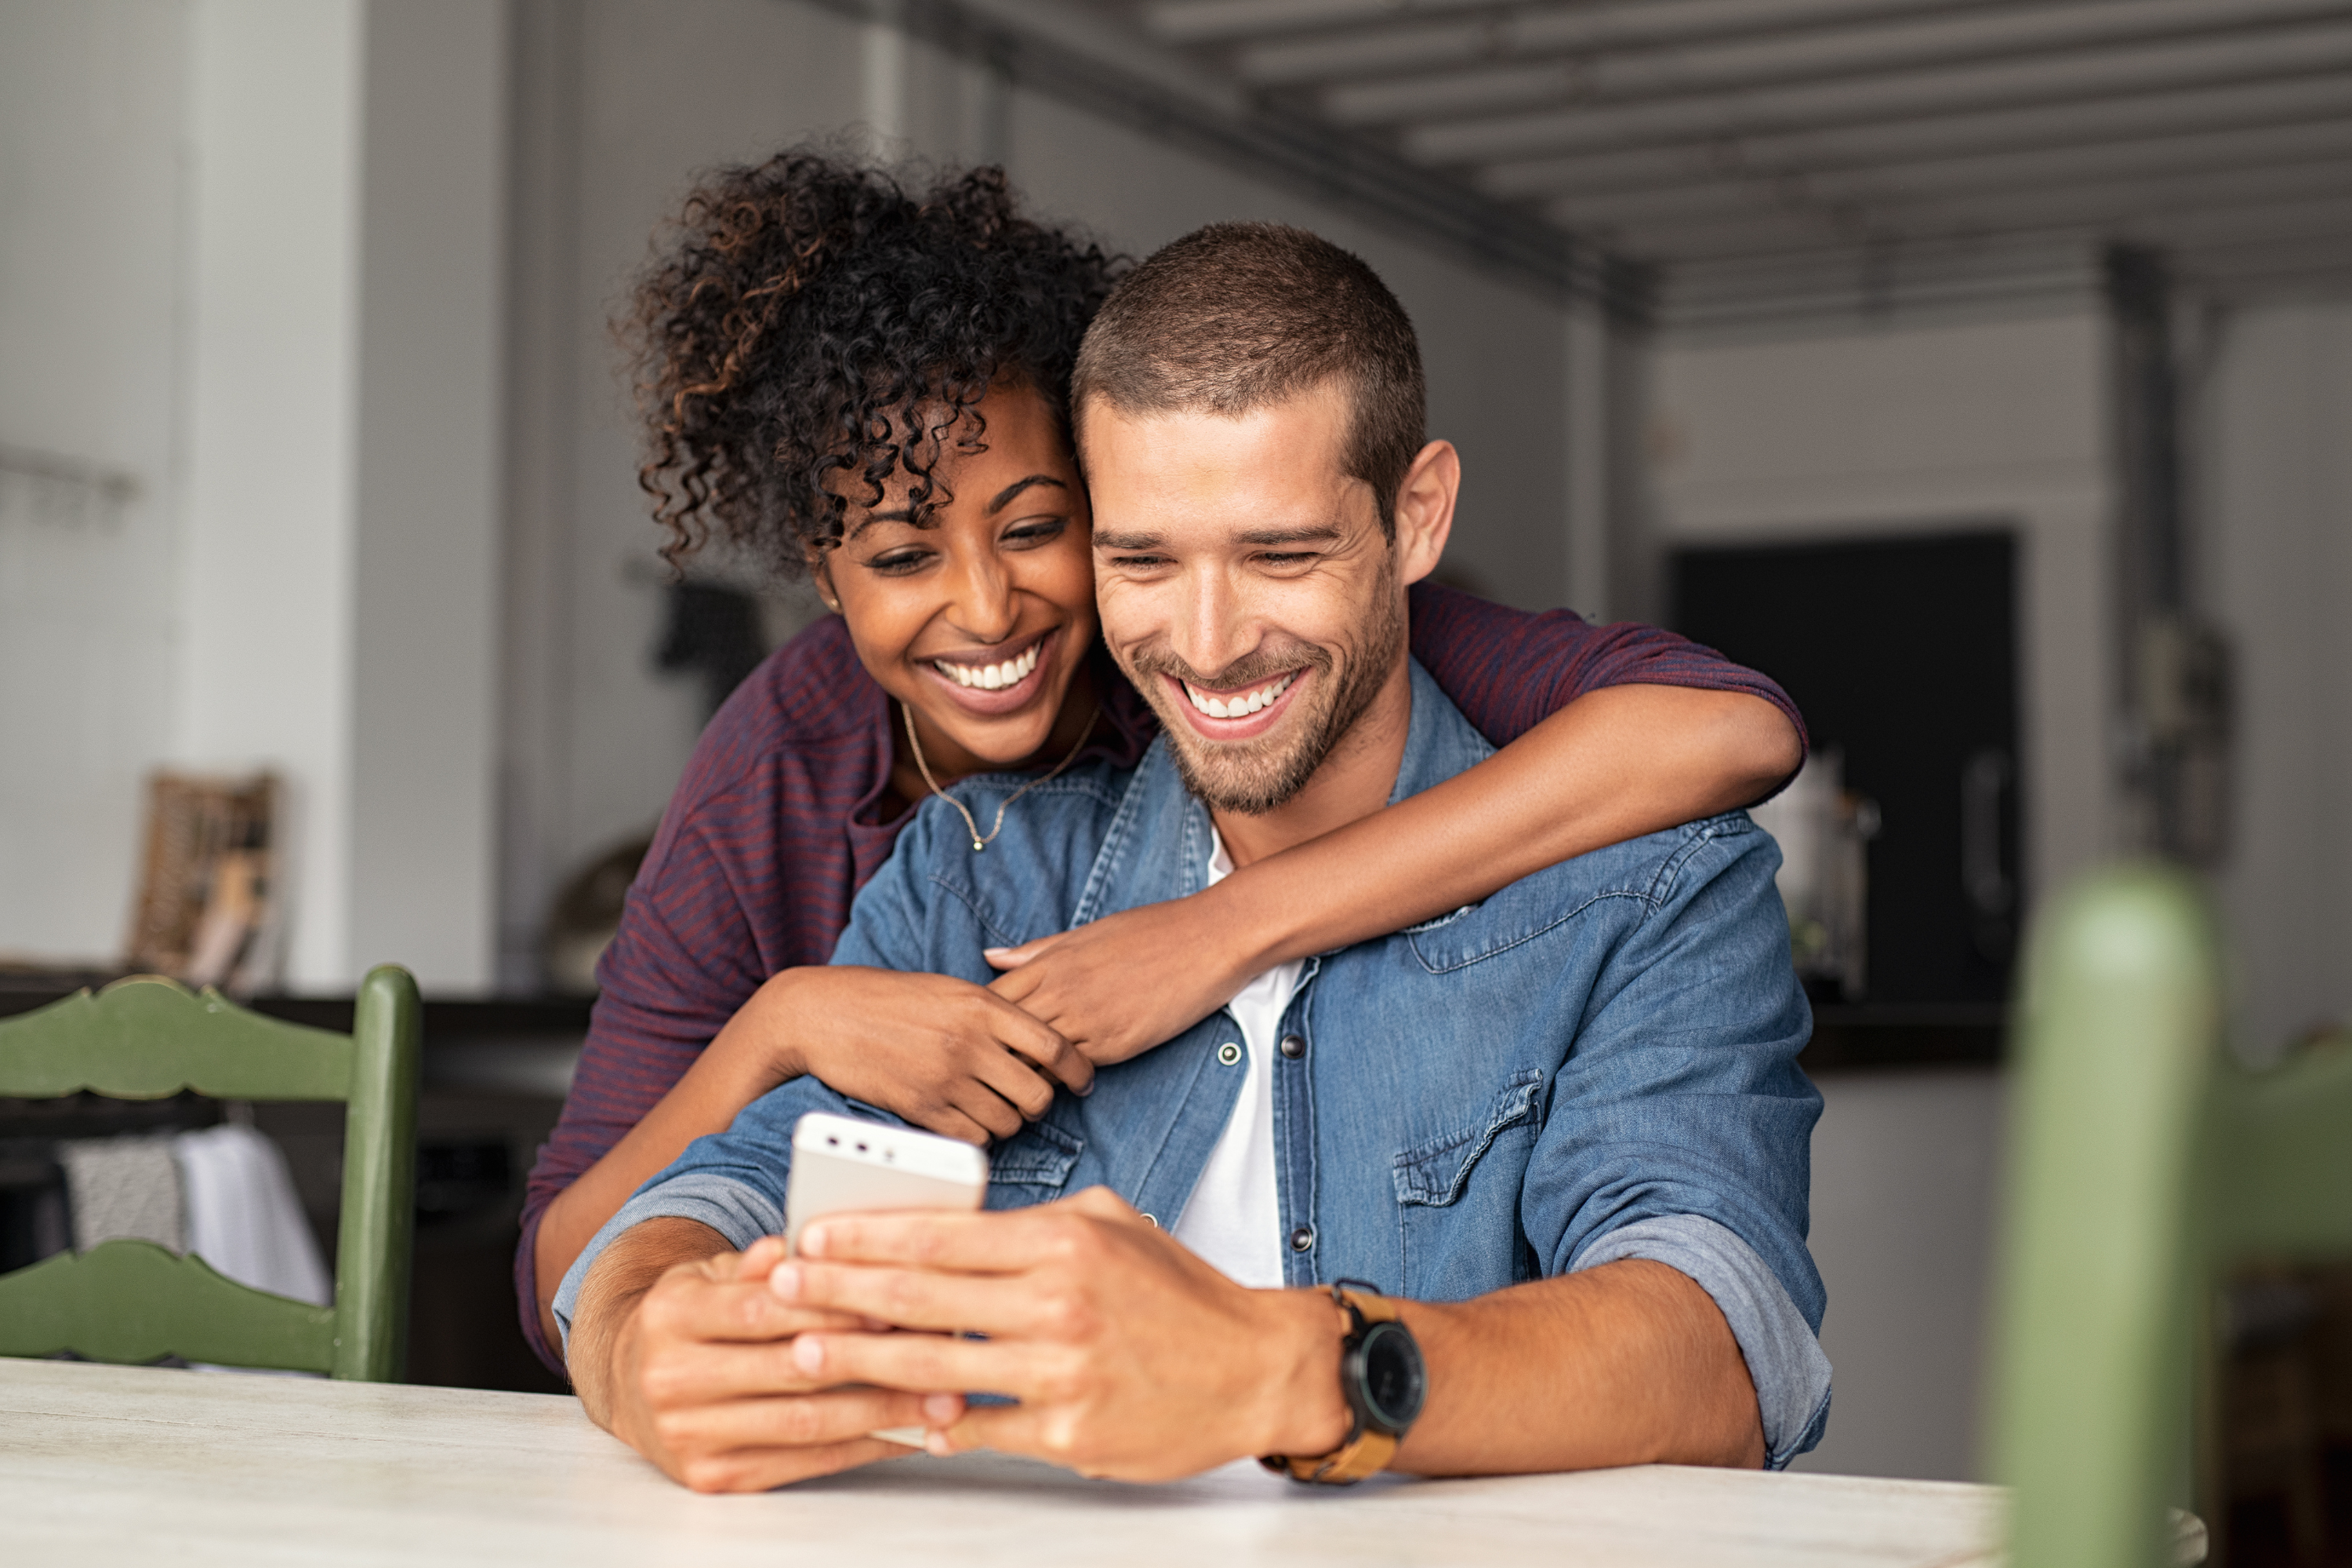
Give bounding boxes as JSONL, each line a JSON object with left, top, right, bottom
{"left": 810, "top": 554, "right": 841, "bottom": 614}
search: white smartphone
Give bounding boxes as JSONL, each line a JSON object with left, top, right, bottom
{"left": 786, "top": 1112, "right": 989, "bottom": 1450}
{"left": 785, "top": 1111, "right": 989, "bottom": 1254}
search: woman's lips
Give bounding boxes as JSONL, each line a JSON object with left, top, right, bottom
{"left": 1163, "top": 666, "right": 1310, "bottom": 743}
{"left": 920, "top": 628, "right": 1059, "bottom": 717}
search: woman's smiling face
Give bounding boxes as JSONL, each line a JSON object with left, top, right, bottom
{"left": 817, "top": 381, "right": 1098, "bottom": 779}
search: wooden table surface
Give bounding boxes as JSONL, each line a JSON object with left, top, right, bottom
{"left": 1, "top": 1358, "right": 2016, "bottom": 1566}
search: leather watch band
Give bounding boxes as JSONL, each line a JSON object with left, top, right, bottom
{"left": 1261, "top": 1287, "right": 1408, "bottom": 1485}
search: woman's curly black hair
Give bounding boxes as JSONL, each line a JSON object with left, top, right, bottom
{"left": 626, "top": 151, "right": 1124, "bottom": 576}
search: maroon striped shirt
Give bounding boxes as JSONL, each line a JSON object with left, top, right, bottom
{"left": 517, "top": 582, "right": 1803, "bottom": 1370}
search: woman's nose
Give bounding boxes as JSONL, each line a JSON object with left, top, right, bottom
{"left": 946, "top": 549, "right": 1018, "bottom": 644}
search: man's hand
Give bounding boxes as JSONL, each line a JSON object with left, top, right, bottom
{"left": 985, "top": 898, "right": 1261, "bottom": 1067}
{"left": 765, "top": 1196, "right": 1768, "bottom": 1480}
{"left": 571, "top": 1220, "right": 964, "bottom": 1494}
{"left": 770, "top": 1188, "right": 1351, "bottom": 1480}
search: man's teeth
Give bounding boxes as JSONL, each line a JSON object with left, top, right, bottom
{"left": 1182, "top": 671, "right": 1297, "bottom": 720}
{"left": 937, "top": 640, "right": 1042, "bottom": 691}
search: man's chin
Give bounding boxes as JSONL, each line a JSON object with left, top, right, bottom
{"left": 1153, "top": 709, "right": 1325, "bottom": 816}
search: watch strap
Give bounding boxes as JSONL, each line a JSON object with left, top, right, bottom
{"left": 1260, "top": 1285, "right": 1406, "bottom": 1486}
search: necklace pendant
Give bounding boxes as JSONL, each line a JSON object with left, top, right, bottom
{"left": 971, "top": 838, "right": 986, "bottom": 853}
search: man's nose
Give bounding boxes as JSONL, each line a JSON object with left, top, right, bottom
{"left": 1171, "top": 561, "right": 1254, "bottom": 681}
{"left": 946, "top": 546, "right": 1018, "bottom": 646}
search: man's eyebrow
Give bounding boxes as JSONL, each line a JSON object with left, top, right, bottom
{"left": 1236, "top": 525, "right": 1343, "bottom": 546}
{"left": 987, "top": 474, "right": 1065, "bottom": 514}
{"left": 1095, "top": 524, "right": 1348, "bottom": 552}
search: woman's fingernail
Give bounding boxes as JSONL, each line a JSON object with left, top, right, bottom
{"left": 923, "top": 1393, "right": 961, "bottom": 1421}
{"left": 768, "top": 1264, "right": 801, "bottom": 1300}
{"left": 793, "top": 1336, "right": 825, "bottom": 1374}
{"left": 983, "top": 947, "right": 1011, "bottom": 957}
{"left": 800, "top": 1225, "right": 827, "bottom": 1258}
{"left": 926, "top": 1430, "right": 953, "bottom": 1456}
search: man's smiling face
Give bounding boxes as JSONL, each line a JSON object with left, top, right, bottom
{"left": 1083, "top": 380, "right": 1422, "bottom": 815}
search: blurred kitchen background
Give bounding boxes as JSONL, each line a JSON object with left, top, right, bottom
{"left": 2, "top": 0, "right": 2347, "bottom": 1520}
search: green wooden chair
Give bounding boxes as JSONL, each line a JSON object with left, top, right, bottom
{"left": 1991, "top": 862, "right": 2352, "bottom": 1567}
{"left": 0, "top": 967, "right": 419, "bottom": 1380}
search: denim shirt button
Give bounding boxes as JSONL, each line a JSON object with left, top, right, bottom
{"left": 1217, "top": 1041, "right": 1243, "bottom": 1066}
{"left": 1288, "top": 1225, "right": 1315, "bottom": 1252}
{"left": 1278, "top": 1033, "right": 1305, "bottom": 1059}
{"left": 1141, "top": 1213, "right": 1159, "bottom": 1228}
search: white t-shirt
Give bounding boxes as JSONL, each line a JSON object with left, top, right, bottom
{"left": 1169, "top": 829, "right": 1303, "bottom": 1290}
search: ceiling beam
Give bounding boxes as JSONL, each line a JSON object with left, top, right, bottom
{"left": 1313, "top": 0, "right": 2318, "bottom": 124}
{"left": 1405, "top": 13, "right": 2352, "bottom": 164}
{"left": 1476, "top": 69, "right": 2352, "bottom": 201}
{"left": 797, "top": 0, "right": 1597, "bottom": 302}
{"left": 1229, "top": 0, "right": 2027, "bottom": 86}
{"left": 1540, "top": 118, "right": 2352, "bottom": 230}
{"left": 1603, "top": 159, "right": 2352, "bottom": 263}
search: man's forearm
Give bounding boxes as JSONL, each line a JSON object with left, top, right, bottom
{"left": 567, "top": 1217, "right": 734, "bottom": 1425}
{"left": 1389, "top": 1259, "right": 1764, "bottom": 1475}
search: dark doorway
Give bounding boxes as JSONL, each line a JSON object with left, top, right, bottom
{"left": 1672, "top": 530, "right": 2021, "bottom": 1006}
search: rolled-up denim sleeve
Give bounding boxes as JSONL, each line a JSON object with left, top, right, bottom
{"left": 1519, "top": 815, "right": 1829, "bottom": 1457}
{"left": 549, "top": 1073, "right": 867, "bottom": 1356}
{"left": 1572, "top": 1214, "right": 1832, "bottom": 1468}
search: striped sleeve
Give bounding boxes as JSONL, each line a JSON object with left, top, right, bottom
{"left": 1407, "top": 580, "right": 1808, "bottom": 767}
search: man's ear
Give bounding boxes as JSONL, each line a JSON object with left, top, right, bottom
{"left": 1390, "top": 439, "right": 1459, "bottom": 587}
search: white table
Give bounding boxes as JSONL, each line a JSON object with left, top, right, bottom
{"left": 2, "top": 1358, "right": 2014, "bottom": 1566}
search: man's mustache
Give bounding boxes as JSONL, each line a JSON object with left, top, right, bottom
{"left": 1125, "top": 643, "right": 1332, "bottom": 693}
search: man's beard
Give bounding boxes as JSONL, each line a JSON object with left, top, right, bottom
{"left": 1124, "top": 577, "right": 1406, "bottom": 817}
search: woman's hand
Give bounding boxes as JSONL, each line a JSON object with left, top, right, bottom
{"left": 763, "top": 966, "right": 1095, "bottom": 1144}
{"left": 984, "top": 889, "right": 1261, "bottom": 1066}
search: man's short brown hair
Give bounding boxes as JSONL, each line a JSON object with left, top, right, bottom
{"left": 1072, "top": 222, "right": 1425, "bottom": 536}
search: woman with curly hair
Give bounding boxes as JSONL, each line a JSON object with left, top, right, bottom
{"left": 521, "top": 151, "right": 1806, "bottom": 1366}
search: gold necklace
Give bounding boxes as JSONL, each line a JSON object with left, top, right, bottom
{"left": 901, "top": 699, "right": 1101, "bottom": 853}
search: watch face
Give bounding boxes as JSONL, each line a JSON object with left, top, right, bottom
{"left": 1359, "top": 1320, "right": 1426, "bottom": 1432}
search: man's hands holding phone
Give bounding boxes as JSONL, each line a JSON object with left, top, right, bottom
{"left": 572, "top": 1219, "right": 967, "bottom": 1494}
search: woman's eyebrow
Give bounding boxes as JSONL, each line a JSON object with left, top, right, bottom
{"left": 987, "top": 474, "right": 1066, "bottom": 514}
{"left": 845, "top": 506, "right": 920, "bottom": 541}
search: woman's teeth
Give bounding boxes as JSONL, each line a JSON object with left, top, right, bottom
{"left": 1182, "top": 671, "right": 1297, "bottom": 720}
{"left": 936, "top": 640, "right": 1041, "bottom": 691}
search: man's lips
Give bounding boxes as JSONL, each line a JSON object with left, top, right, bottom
{"left": 1161, "top": 666, "right": 1310, "bottom": 742}
{"left": 920, "top": 629, "right": 1057, "bottom": 717}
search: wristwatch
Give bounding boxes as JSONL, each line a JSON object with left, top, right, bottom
{"left": 1261, "top": 1279, "right": 1426, "bottom": 1485}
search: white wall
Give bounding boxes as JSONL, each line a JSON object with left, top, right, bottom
{"left": 1650, "top": 309, "right": 2122, "bottom": 910}
{"left": 346, "top": 0, "right": 508, "bottom": 989}
{"left": 0, "top": 0, "right": 508, "bottom": 990}
{"left": 2204, "top": 300, "right": 2352, "bottom": 1054}
{"left": 1795, "top": 1067, "right": 2006, "bottom": 1482}
{"left": 0, "top": 0, "right": 191, "bottom": 964}
{"left": 176, "top": 0, "right": 367, "bottom": 988}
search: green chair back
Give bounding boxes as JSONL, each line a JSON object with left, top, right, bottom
{"left": 1991, "top": 863, "right": 2352, "bottom": 1567}
{"left": 0, "top": 967, "right": 419, "bottom": 1380}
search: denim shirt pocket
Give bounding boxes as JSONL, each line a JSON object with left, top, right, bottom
{"left": 1391, "top": 1069, "right": 1546, "bottom": 1207}
{"left": 1405, "top": 874, "right": 1635, "bottom": 975}
{"left": 986, "top": 1120, "right": 1085, "bottom": 1209}
{"left": 1391, "top": 1069, "right": 1545, "bottom": 1298}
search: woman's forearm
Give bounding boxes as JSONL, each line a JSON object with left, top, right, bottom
{"left": 533, "top": 987, "right": 800, "bottom": 1352}
{"left": 1221, "top": 684, "right": 1799, "bottom": 968}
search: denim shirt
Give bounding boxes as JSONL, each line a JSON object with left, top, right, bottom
{"left": 558, "top": 661, "right": 1832, "bottom": 1465}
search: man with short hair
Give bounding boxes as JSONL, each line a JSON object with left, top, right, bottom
{"left": 558, "top": 222, "right": 1828, "bottom": 1492}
